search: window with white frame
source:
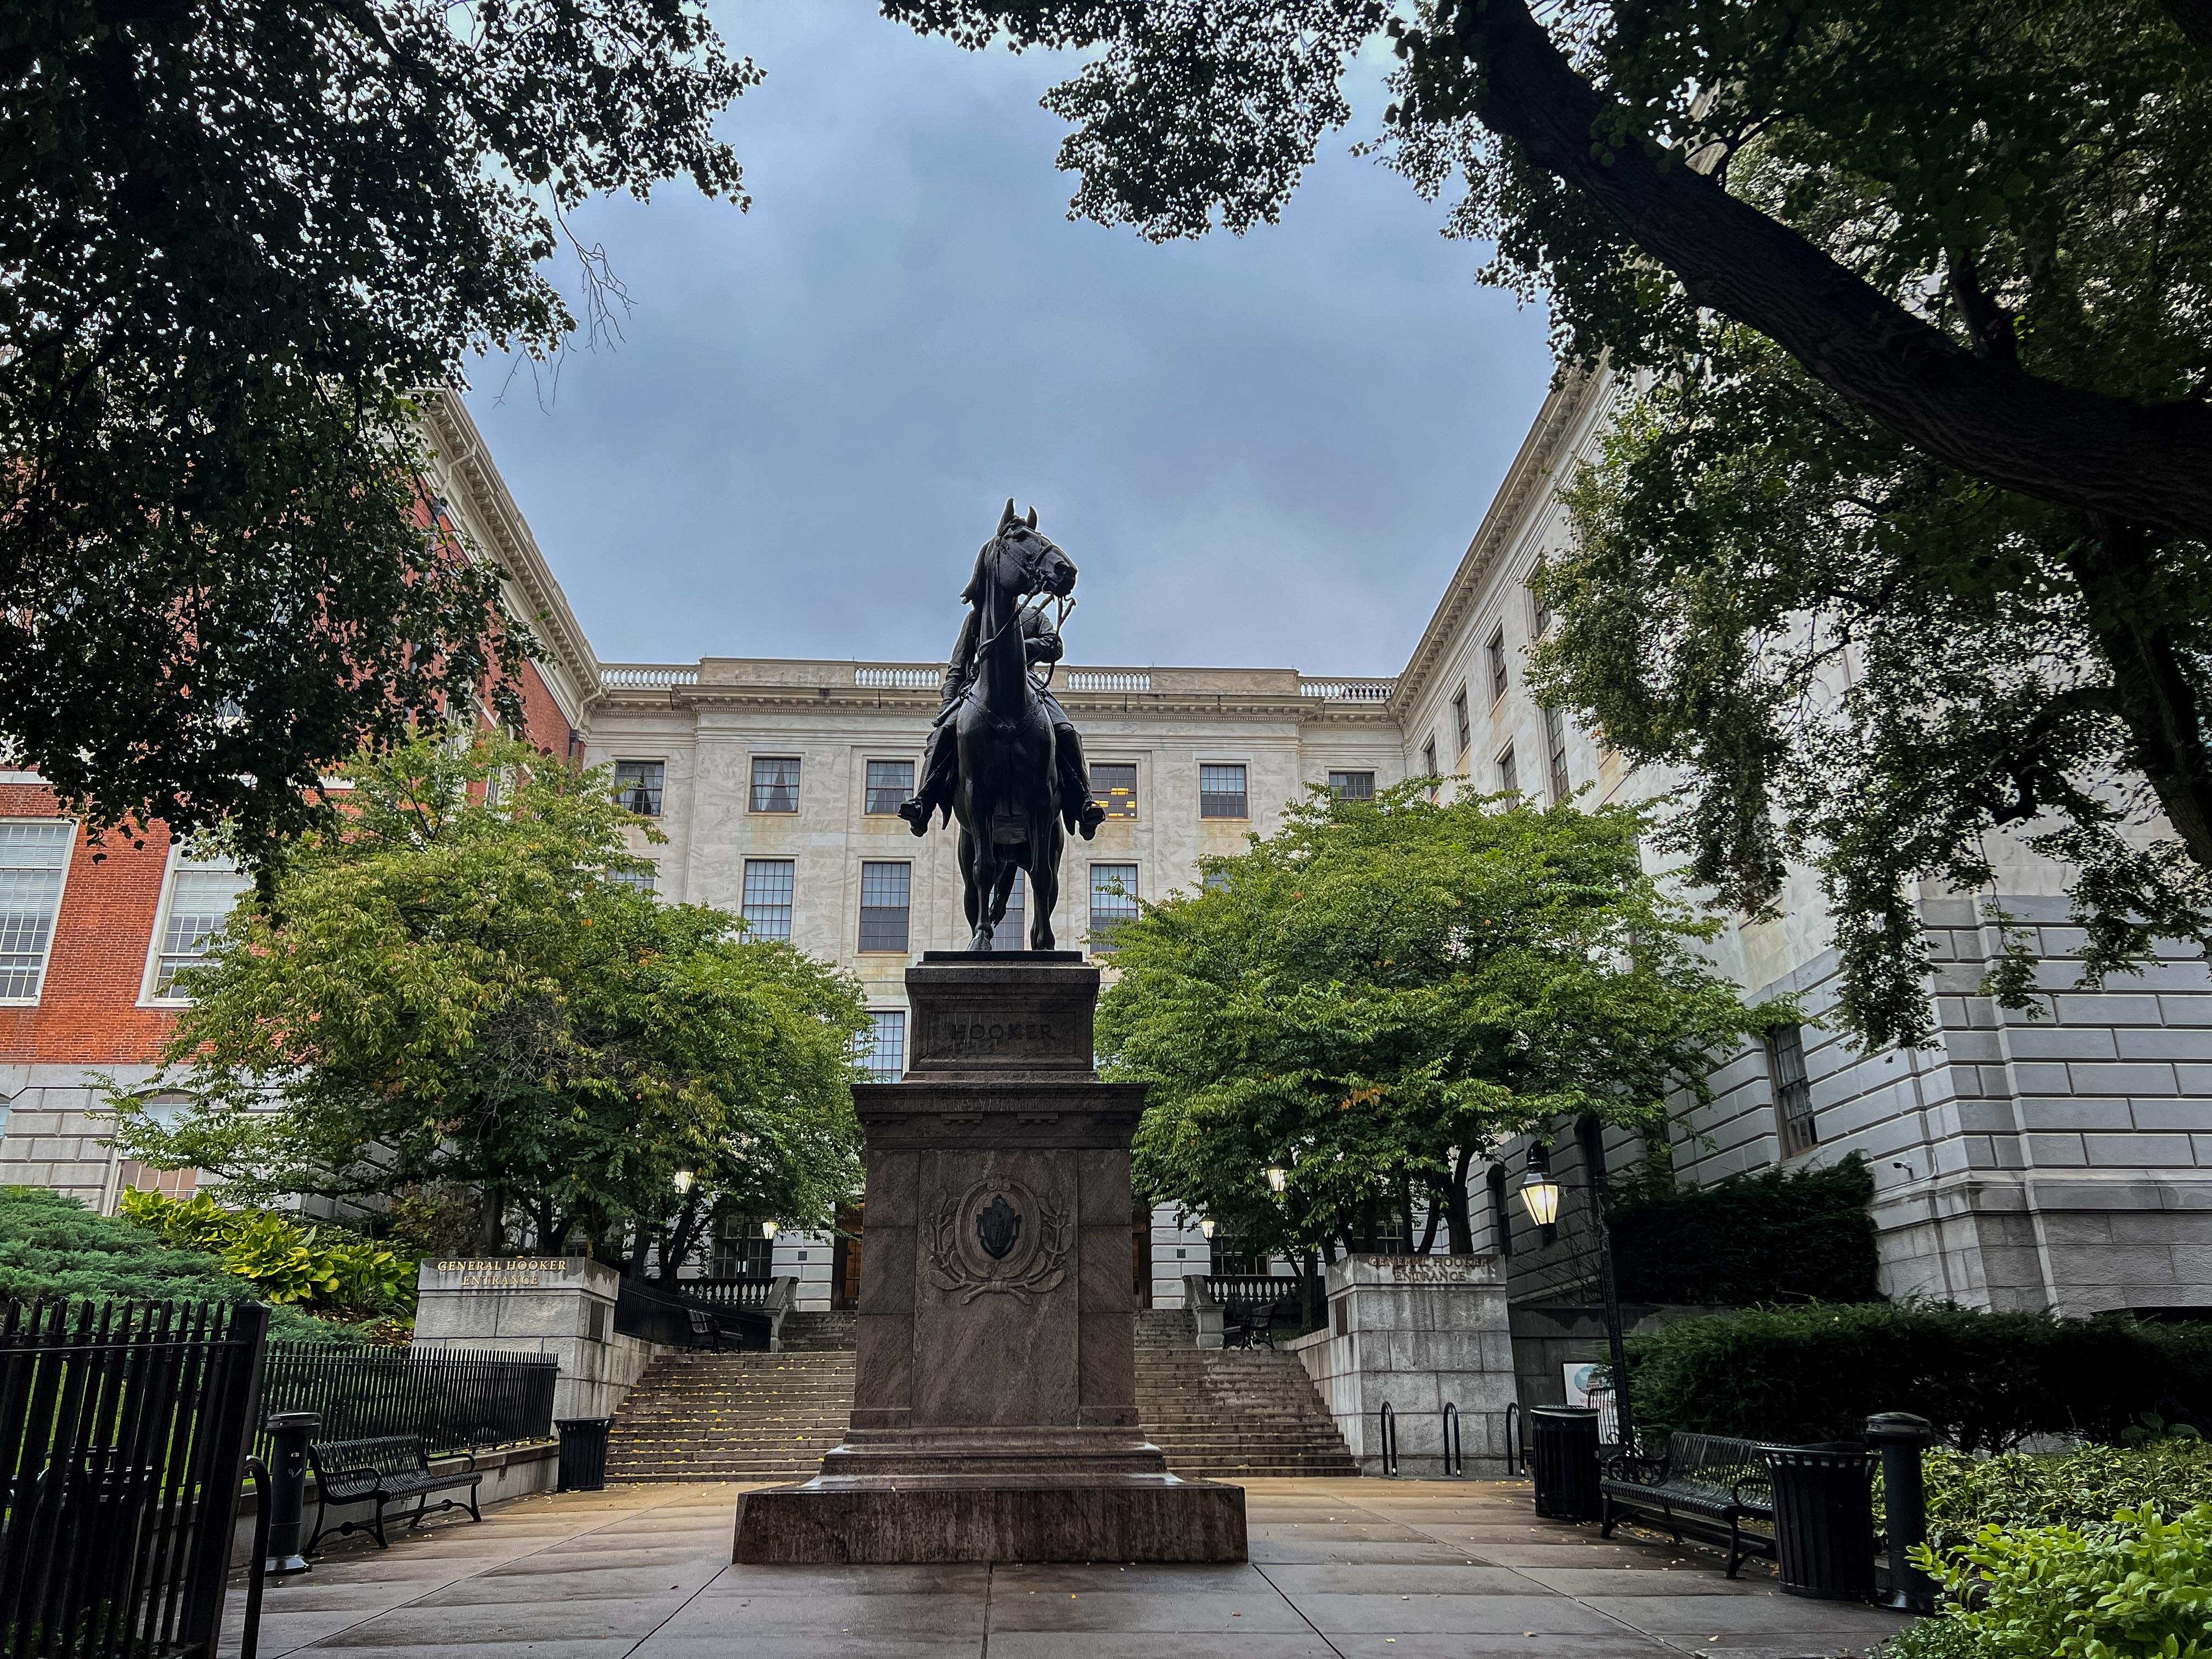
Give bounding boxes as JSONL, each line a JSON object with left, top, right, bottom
{"left": 1453, "top": 686, "right": 1471, "bottom": 755}
{"left": 1198, "top": 764, "right": 1248, "bottom": 819}
{"left": 0, "top": 821, "right": 71, "bottom": 1002}
{"left": 862, "top": 1009, "right": 906, "bottom": 1081}
{"left": 750, "top": 756, "right": 800, "bottom": 812}
{"left": 1091, "top": 762, "right": 1138, "bottom": 820}
{"left": 741, "top": 859, "right": 794, "bottom": 941}
{"left": 613, "top": 760, "right": 664, "bottom": 816}
{"left": 149, "top": 853, "right": 251, "bottom": 1000}
{"left": 1090, "top": 864, "right": 1139, "bottom": 949}
{"left": 1767, "top": 1024, "right": 1819, "bottom": 1157}
{"left": 1497, "top": 744, "right": 1519, "bottom": 795}
{"left": 609, "top": 865, "right": 657, "bottom": 895}
{"left": 990, "top": 870, "right": 1027, "bottom": 951}
{"left": 1487, "top": 625, "right": 1509, "bottom": 701}
{"left": 713, "top": 1214, "right": 776, "bottom": 1279}
{"left": 858, "top": 861, "right": 911, "bottom": 952}
{"left": 1328, "top": 770, "right": 1375, "bottom": 802}
{"left": 1543, "top": 706, "right": 1571, "bottom": 802}
{"left": 865, "top": 760, "right": 915, "bottom": 816}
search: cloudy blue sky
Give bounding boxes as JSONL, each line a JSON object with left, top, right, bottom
{"left": 462, "top": 3, "right": 1557, "bottom": 678}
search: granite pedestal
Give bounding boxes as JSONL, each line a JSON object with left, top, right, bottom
{"left": 732, "top": 952, "right": 1247, "bottom": 1563}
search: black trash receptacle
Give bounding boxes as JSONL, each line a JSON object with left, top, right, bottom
{"left": 1530, "top": 1406, "right": 1603, "bottom": 1521}
{"left": 1763, "top": 1441, "right": 1875, "bottom": 1601}
{"left": 556, "top": 1417, "right": 613, "bottom": 1493}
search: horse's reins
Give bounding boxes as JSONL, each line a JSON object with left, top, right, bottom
{"left": 970, "top": 537, "right": 1076, "bottom": 689}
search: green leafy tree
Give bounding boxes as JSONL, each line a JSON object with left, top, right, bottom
{"left": 1099, "top": 782, "right": 1780, "bottom": 1273}
{"left": 110, "top": 733, "right": 868, "bottom": 1267}
{"left": 1, "top": 2, "right": 756, "bottom": 859}
{"left": 885, "top": 0, "right": 2212, "bottom": 1046}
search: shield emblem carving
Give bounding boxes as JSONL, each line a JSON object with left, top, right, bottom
{"left": 976, "top": 1194, "right": 1022, "bottom": 1260}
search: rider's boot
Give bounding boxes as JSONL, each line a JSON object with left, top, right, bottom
{"left": 896, "top": 794, "right": 934, "bottom": 837}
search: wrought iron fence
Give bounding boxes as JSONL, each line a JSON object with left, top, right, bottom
{"left": 2, "top": 1297, "right": 268, "bottom": 1659}
{"left": 257, "top": 1345, "right": 556, "bottom": 1462}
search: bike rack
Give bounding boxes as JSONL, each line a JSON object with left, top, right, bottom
{"left": 1442, "top": 1401, "right": 1465, "bottom": 1477}
{"left": 1378, "top": 1401, "right": 1400, "bottom": 1478}
{"left": 1504, "top": 1400, "right": 1521, "bottom": 1477}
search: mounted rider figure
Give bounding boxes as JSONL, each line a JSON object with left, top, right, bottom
{"left": 898, "top": 505, "right": 1107, "bottom": 843}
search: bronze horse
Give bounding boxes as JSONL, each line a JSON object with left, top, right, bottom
{"left": 951, "top": 501, "right": 1077, "bottom": 950}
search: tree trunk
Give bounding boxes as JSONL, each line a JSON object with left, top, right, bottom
{"left": 1448, "top": 0, "right": 2212, "bottom": 542}
{"left": 1446, "top": 1147, "right": 1476, "bottom": 1255}
{"left": 2067, "top": 520, "right": 2212, "bottom": 871}
{"left": 477, "top": 1187, "right": 504, "bottom": 1254}
{"left": 1416, "top": 1181, "right": 1444, "bottom": 1256}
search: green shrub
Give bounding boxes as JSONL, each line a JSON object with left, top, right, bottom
{"left": 1918, "top": 1441, "right": 2212, "bottom": 1552}
{"left": 117, "top": 1188, "right": 411, "bottom": 1314}
{"left": 0, "top": 1186, "right": 353, "bottom": 1344}
{"left": 1881, "top": 1614, "right": 1990, "bottom": 1659}
{"left": 1913, "top": 1503, "right": 2212, "bottom": 1659}
{"left": 1610, "top": 1153, "right": 1882, "bottom": 1305}
{"left": 1627, "top": 1300, "right": 2212, "bottom": 1450}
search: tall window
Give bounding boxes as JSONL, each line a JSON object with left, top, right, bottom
{"left": 865, "top": 760, "right": 913, "bottom": 816}
{"left": 1421, "top": 738, "right": 1438, "bottom": 787}
{"left": 149, "top": 853, "right": 252, "bottom": 1000}
{"left": 1091, "top": 762, "right": 1138, "bottom": 820}
{"left": 1, "top": 822, "right": 72, "bottom": 1001}
{"left": 1453, "top": 686, "right": 1471, "bottom": 755}
{"left": 1497, "top": 745, "right": 1519, "bottom": 795}
{"left": 858, "top": 861, "right": 912, "bottom": 952}
{"left": 1328, "top": 770, "right": 1374, "bottom": 802}
{"left": 1487, "top": 625, "right": 1509, "bottom": 701}
{"left": 1199, "top": 764, "right": 1248, "bottom": 819}
{"left": 991, "top": 870, "right": 1027, "bottom": 951}
{"left": 1486, "top": 1163, "right": 1514, "bottom": 1259}
{"left": 713, "top": 1215, "right": 775, "bottom": 1280}
{"left": 613, "top": 760, "right": 664, "bottom": 816}
{"left": 861, "top": 1009, "right": 906, "bottom": 1081}
{"left": 750, "top": 756, "right": 800, "bottom": 813}
{"left": 741, "top": 859, "right": 794, "bottom": 941}
{"left": 1090, "top": 864, "right": 1139, "bottom": 950}
{"left": 1767, "top": 1024, "right": 1818, "bottom": 1156}
{"left": 1543, "top": 706, "right": 1571, "bottom": 802}
{"left": 1531, "top": 586, "right": 1552, "bottom": 637}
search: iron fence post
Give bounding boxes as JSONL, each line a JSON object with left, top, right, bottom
{"left": 263, "top": 1412, "right": 320, "bottom": 1576}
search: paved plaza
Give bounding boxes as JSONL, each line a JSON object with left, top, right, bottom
{"left": 224, "top": 1479, "right": 1911, "bottom": 1659}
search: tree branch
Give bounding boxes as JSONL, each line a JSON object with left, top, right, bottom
{"left": 1447, "top": 0, "right": 2212, "bottom": 541}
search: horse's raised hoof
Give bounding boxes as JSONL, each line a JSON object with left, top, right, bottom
{"left": 896, "top": 797, "right": 931, "bottom": 837}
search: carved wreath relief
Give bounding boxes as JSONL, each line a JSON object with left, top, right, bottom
{"left": 928, "top": 1176, "right": 1069, "bottom": 1303}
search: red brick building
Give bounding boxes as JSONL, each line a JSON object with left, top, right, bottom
{"left": 0, "top": 395, "right": 600, "bottom": 1210}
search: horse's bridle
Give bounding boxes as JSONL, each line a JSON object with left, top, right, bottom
{"left": 972, "top": 529, "right": 1076, "bottom": 681}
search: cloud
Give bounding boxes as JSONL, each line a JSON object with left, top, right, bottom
{"left": 464, "top": 3, "right": 1555, "bottom": 677}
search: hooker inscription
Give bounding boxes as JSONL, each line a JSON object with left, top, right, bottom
{"left": 928, "top": 1177, "right": 1070, "bottom": 1303}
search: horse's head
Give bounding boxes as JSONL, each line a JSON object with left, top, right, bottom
{"left": 963, "top": 498, "right": 1076, "bottom": 606}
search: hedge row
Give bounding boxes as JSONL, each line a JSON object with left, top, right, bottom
{"left": 1609, "top": 1153, "right": 1883, "bottom": 1306}
{"left": 1626, "top": 1300, "right": 2212, "bottom": 1451}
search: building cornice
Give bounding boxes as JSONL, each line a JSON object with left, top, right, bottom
{"left": 1389, "top": 365, "right": 1616, "bottom": 718}
{"left": 419, "top": 391, "right": 601, "bottom": 727}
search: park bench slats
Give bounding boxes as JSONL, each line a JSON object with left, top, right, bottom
{"left": 306, "top": 1433, "right": 483, "bottom": 1553}
{"left": 1599, "top": 1431, "right": 1776, "bottom": 1577}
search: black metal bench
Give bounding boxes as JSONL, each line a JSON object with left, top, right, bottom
{"left": 683, "top": 1307, "right": 733, "bottom": 1352}
{"left": 1600, "top": 1431, "right": 1776, "bottom": 1577}
{"left": 1221, "top": 1299, "right": 1280, "bottom": 1350}
{"left": 305, "top": 1434, "right": 483, "bottom": 1553}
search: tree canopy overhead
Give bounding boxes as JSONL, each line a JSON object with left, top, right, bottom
{"left": 1100, "top": 782, "right": 1781, "bottom": 1265}
{"left": 112, "top": 733, "right": 868, "bottom": 1264}
{"left": 1, "top": 2, "right": 755, "bottom": 858}
{"left": 886, "top": 0, "right": 2212, "bottom": 1045}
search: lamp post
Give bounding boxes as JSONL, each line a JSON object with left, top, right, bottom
{"left": 1518, "top": 1132, "right": 1635, "bottom": 1452}
{"left": 761, "top": 1219, "right": 779, "bottom": 1240}
{"left": 1198, "top": 1217, "right": 1215, "bottom": 1239}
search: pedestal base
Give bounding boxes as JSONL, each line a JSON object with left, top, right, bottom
{"left": 731, "top": 1475, "right": 1248, "bottom": 1564}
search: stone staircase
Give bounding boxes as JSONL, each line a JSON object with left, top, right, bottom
{"left": 604, "top": 1313, "right": 855, "bottom": 1483}
{"left": 604, "top": 1306, "right": 1357, "bottom": 1482}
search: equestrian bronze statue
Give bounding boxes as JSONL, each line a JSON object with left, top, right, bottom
{"left": 898, "top": 500, "right": 1104, "bottom": 950}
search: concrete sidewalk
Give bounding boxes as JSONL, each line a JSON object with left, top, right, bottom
{"left": 222, "top": 1478, "right": 1912, "bottom": 1659}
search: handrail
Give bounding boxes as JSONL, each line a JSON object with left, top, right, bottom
{"left": 1504, "top": 1401, "right": 1521, "bottom": 1477}
{"left": 1378, "top": 1401, "right": 1400, "bottom": 1479}
{"left": 1442, "top": 1402, "right": 1465, "bottom": 1478}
